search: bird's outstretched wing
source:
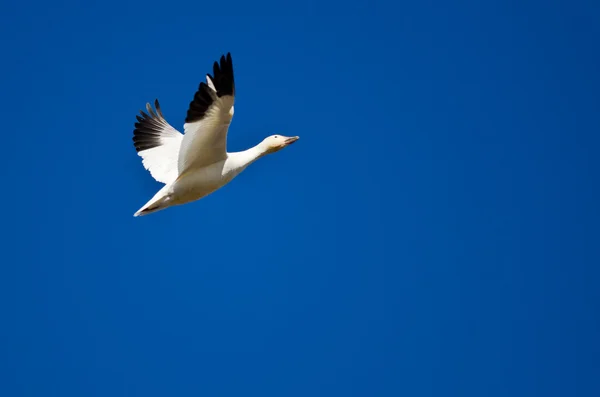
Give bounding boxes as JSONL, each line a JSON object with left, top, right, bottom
{"left": 177, "top": 53, "right": 235, "bottom": 175}
{"left": 133, "top": 100, "right": 183, "bottom": 184}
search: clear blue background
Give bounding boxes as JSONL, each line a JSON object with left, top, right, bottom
{"left": 0, "top": 1, "right": 598, "bottom": 396}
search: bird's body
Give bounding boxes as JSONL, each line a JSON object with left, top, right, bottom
{"left": 137, "top": 149, "right": 260, "bottom": 216}
{"left": 132, "top": 53, "right": 298, "bottom": 216}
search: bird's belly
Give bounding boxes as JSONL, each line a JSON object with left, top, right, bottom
{"left": 170, "top": 162, "right": 236, "bottom": 205}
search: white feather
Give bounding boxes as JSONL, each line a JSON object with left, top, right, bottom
{"left": 206, "top": 75, "right": 216, "bottom": 91}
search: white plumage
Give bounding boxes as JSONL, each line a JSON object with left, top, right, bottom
{"left": 132, "top": 53, "right": 298, "bottom": 216}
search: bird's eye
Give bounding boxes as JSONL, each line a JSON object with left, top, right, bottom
{"left": 274, "top": 135, "right": 279, "bottom": 138}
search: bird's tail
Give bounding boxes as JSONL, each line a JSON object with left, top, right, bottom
{"left": 134, "top": 185, "right": 172, "bottom": 217}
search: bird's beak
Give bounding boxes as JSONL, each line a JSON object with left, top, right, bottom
{"left": 284, "top": 136, "right": 299, "bottom": 145}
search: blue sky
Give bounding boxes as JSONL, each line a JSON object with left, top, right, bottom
{"left": 0, "top": 0, "right": 599, "bottom": 396}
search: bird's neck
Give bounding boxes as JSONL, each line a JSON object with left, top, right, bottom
{"left": 229, "top": 142, "right": 269, "bottom": 170}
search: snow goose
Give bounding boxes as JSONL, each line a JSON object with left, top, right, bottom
{"left": 132, "top": 53, "right": 298, "bottom": 216}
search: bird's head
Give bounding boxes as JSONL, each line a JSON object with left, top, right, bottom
{"left": 262, "top": 135, "right": 299, "bottom": 154}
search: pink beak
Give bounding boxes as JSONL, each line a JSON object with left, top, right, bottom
{"left": 284, "top": 136, "right": 299, "bottom": 145}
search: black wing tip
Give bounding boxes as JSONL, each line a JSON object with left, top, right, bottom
{"left": 133, "top": 100, "right": 166, "bottom": 152}
{"left": 154, "top": 99, "right": 165, "bottom": 118}
{"left": 184, "top": 52, "right": 235, "bottom": 124}
{"left": 213, "top": 52, "right": 234, "bottom": 97}
{"left": 184, "top": 82, "right": 215, "bottom": 123}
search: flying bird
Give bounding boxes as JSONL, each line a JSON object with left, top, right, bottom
{"left": 132, "top": 53, "right": 299, "bottom": 216}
